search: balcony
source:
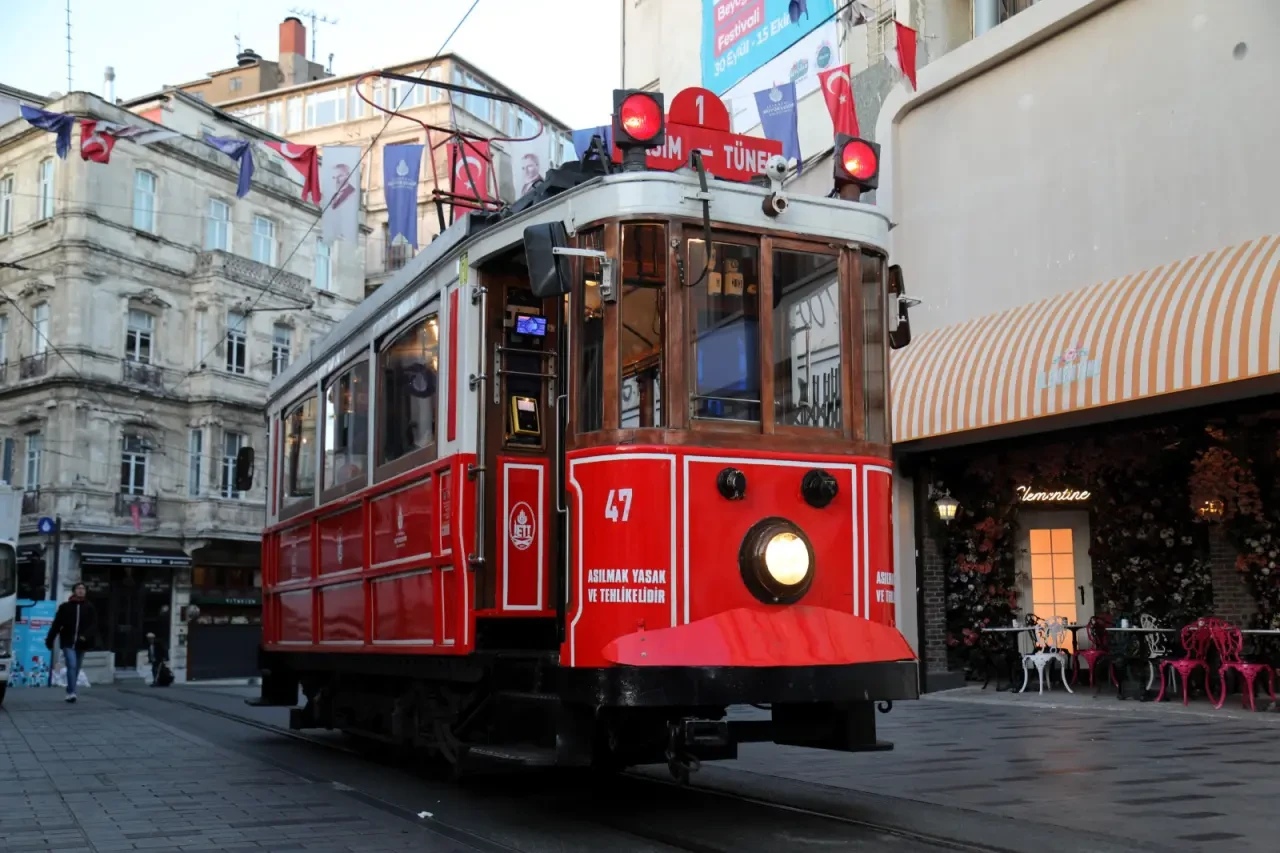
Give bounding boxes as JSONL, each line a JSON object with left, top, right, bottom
{"left": 193, "top": 250, "right": 309, "bottom": 298}
{"left": 366, "top": 235, "right": 413, "bottom": 276}
{"left": 116, "top": 492, "right": 159, "bottom": 522}
{"left": 121, "top": 358, "right": 165, "bottom": 390}
{"left": 19, "top": 353, "right": 48, "bottom": 380}
{"left": 21, "top": 490, "right": 40, "bottom": 516}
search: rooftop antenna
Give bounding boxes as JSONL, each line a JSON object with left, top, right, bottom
{"left": 288, "top": 7, "right": 338, "bottom": 61}
{"left": 65, "top": 0, "right": 72, "bottom": 93}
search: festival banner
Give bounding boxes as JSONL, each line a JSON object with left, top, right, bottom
{"left": 701, "top": 0, "right": 835, "bottom": 95}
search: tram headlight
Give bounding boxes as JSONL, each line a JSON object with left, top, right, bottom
{"left": 739, "top": 518, "right": 815, "bottom": 604}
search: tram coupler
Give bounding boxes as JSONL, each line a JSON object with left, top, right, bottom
{"left": 665, "top": 718, "right": 733, "bottom": 783}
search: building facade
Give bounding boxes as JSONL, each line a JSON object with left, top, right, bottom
{"left": 0, "top": 90, "right": 363, "bottom": 683}
{"left": 175, "top": 17, "right": 575, "bottom": 297}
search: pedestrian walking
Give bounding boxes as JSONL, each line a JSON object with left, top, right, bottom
{"left": 145, "top": 631, "right": 169, "bottom": 686}
{"left": 45, "top": 583, "right": 96, "bottom": 702}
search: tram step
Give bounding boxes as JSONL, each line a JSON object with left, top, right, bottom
{"left": 464, "top": 744, "right": 558, "bottom": 767}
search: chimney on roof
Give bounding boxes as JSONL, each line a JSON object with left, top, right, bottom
{"left": 103, "top": 66, "right": 116, "bottom": 105}
{"left": 278, "top": 16, "right": 309, "bottom": 85}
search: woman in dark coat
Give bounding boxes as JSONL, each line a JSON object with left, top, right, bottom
{"left": 45, "top": 582, "right": 96, "bottom": 702}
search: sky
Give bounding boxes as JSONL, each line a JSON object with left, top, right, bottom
{"left": 0, "top": 0, "right": 622, "bottom": 129}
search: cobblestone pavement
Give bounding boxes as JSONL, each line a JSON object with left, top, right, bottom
{"left": 0, "top": 689, "right": 479, "bottom": 853}
{"left": 723, "top": 686, "right": 1280, "bottom": 852}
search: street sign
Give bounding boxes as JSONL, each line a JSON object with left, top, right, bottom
{"left": 612, "top": 87, "right": 783, "bottom": 183}
{"left": 36, "top": 517, "right": 55, "bottom": 535}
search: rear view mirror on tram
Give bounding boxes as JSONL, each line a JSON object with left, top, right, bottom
{"left": 234, "top": 445, "right": 255, "bottom": 492}
{"left": 524, "top": 222, "right": 573, "bottom": 299}
{"left": 888, "top": 264, "right": 919, "bottom": 350}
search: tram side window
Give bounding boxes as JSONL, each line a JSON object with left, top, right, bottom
{"left": 687, "top": 239, "right": 761, "bottom": 422}
{"left": 773, "top": 250, "right": 841, "bottom": 429}
{"left": 380, "top": 315, "right": 439, "bottom": 465}
{"left": 323, "top": 359, "right": 370, "bottom": 490}
{"left": 284, "top": 395, "right": 318, "bottom": 503}
{"left": 577, "top": 228, "right": 605, "bottom": 433}
{"left": 620, "top": 223, "right": 666, "bottom": 428}
{"left": 861, "top": 252, "right": 888, "bottom": 444}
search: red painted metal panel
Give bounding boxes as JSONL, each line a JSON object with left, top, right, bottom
{"left": 439, "top": 468, "right": 454, "bottom": 555}
{"left": 372, "top": 570, "right": 435, "bottom": 644}
{"left": 497, "top": 457, "right": 549, "bottom": 612}
{"left": 440, "top": 568, "right": 458, "bottom": 645}
{"left": 603, "top": 605, "right": 915, "bottom": 667}
{"left": 279, "top": 589, "right": 312, "bottom": 643}
{"left": 684, "top": 456, "right": 857, "bottom": 623}
{"left": 447, "top": 287, "right": 459, "bottom": 443}
{"left": 564, "top": 453, "right": 676, "bottom": 668}
{"left": 318, "top": 506, "right": 364, "bottom": 575}
{"left": 278, "top": 523, "right": 312, "bottom": 583}
{"left": 865, "top": 467, "right": 896, "bottom": 627}
{"left": 319, "top": 582, "right": 364, "bottom": 643}
{"left": 370, "top": 476, "right": 434, "bottom": 567}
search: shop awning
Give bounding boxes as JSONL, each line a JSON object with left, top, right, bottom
{"left": 891, "top": 234, "right": 1280, "bottom": 444}
{"left": 76, "top": 544, "right": 192, "bottom": 568}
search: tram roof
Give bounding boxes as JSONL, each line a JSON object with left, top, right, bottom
{"left": 267, "top": 170, "right": 891, "bottom": 410}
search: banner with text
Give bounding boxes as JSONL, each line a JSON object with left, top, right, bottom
{"left": 722, "top": 20, "right": 837, "bottom": 132}
{"left": 702, "top": 0, "right": 835, "bottom": 95}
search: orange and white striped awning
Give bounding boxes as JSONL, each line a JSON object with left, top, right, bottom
{"left": 891, "top": 234, "right": 1280, "bottom": 444}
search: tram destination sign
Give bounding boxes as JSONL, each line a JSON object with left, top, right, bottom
{"left": 611, "top": 87, "right": 783, "bottom": 183}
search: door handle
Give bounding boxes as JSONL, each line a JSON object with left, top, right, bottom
{"left": 1078, "top": 585, "right": 1085, "bottom": 605}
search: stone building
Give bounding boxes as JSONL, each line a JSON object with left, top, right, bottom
{"left": 0, "top": 90, "right": 363, "bottom": 683}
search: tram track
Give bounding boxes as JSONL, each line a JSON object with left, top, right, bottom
{"left": 115, "top": 687, "right": 1021, "bottom": 853}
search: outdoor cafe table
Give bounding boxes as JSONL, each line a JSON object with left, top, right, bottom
{"left": 1105, "top": 626, "right": 1280, "bottom": 703}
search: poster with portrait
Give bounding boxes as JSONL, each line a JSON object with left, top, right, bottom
{"left": 507, "top": 136, "right": 551, "bottom": 202}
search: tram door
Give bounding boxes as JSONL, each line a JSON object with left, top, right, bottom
{"left": 479, "top": 270, "right": 559, "bottom": 644}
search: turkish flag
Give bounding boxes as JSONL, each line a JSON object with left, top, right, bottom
{"left": 263, "top": 141, "right": 321, "bottom": 203}
{"left": 79, "top": 120, "right": 117, "bottom": 164}
{"left": 818, "top": 65, "right": 860, "bottom": 138}
{"left": 449, "top": 138, "right": 491, "bottom": 223}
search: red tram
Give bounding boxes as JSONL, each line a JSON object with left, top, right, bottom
{"left": 248, "top": 89, "right": 921, "bottom": 777}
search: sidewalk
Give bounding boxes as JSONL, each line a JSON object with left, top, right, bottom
{"left": 0, "top": 688, "right": 464, "bottom": 852}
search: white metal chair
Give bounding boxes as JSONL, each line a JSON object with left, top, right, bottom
{"left": 1020, "top": 615, "right": 1074, "bottom": 694}
{"left": 1141, "top": 613, "right": 1177, "bottom": 694}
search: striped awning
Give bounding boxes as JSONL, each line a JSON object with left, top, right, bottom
{"left": 891, "top": 234, "right": 1280, "bottom": 444}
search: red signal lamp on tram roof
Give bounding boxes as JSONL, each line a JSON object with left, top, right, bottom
{"left": 833, "top": 134, "right": 880, "bottom": 194}
{"left": 613, "top": 89, "right": 665, "bottom": 172}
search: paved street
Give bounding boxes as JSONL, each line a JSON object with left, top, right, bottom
{"left": 4, "top": 683, "right": 1276, "bottom": 852}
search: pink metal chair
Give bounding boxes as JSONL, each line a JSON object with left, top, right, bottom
{"left": 1210, "top": 620, "right": 1277, "bottom": 711}
{"left": 1155, "top": 620, "right": 1212, "bottom": 706}
{"left": 1072, "top": 614, "right": 1112, "bottom": 691}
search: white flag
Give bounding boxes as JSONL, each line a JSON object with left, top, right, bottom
{"left": 320, "top": 145, "right": 362, "bottom": 244}
{"left": 507, "top": 136, "right": 550, "bottom": 202}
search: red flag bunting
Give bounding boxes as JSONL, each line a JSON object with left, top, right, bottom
{"left": 263, "top": 141, "right": 321, "bottom": 203}
{"left": 894, "top": 22, "right": 918, "bottom": 91}
{"left": 79, "top": 120, "right": 118, "bottom": 164}
{"left": 818, "top": 65, "right": 860, "bottom": 138}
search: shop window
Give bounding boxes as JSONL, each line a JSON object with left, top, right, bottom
{"left": 379, "top": 315, "right": 439, "bottom": 466}
{"left": 620, "top": 223, "right": 665, "bottom": 428}
{"left": 1030, "top": 528, "right": 1078, "bottom": 625}
{"left": 323, "top": 359, "right": 369, "bottom": 490}
{"left": 773, "top": 250, "right": 841, "bottom": 429}
{"left": 577, "top": 228, "right": 604, "bottom": 433}
{"left": 861, "top": 251, "right": 887, "bottom": 443}
{"left": 284, "top": 395, "right": 318, "bottom": 503}
{"left": 687, "top": 239, "right": 761, "bottom": 422}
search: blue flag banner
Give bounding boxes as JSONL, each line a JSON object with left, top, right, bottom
{"left": 754, "top": 82, "right": 802, "bottom": 174}
{"left": 204, "top": 135, "right": 255, "bottom": 198}
{"left": 572, "top": 126, "right": 612, "bottom": 160}
{"left": 383, "top": 143, "right": 424, "bottom": 251}
{"left": 702, "top": 0, "right": 835, "bottom": 94}
{"left": 20, "top": 105, "right": 75, "bottom": 159}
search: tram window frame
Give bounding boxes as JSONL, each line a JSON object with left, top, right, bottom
{"left": 374, "top": 311, "right": 440, "bottom": 482}
{"left": 619, "top": 222, "right": 667, "bottom": 429}
{"left": 685, "top": 233, "right": 764, "bottom": 429}
{"left": 770, "top": 244, "right": 843, "bottom": 435}
{"left": 280, "top": 393, "right": 319, "bottom": 516}
{"left": 860, "top": 250, "right": 889, "bottom": 445}
{"left": 574, "top": 227, "right": 606, "bottom": 435}
{"left": 320, "top": 356, "right": 371, "bottom": 502}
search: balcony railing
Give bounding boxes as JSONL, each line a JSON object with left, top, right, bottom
{"left": 122, "top": 358, "right": 165, "bottom": 390}
{"left": 116, "top": 492, "right": 158, "bottom": 520}
{"left": 194, "top": 249, "right": 309, "bottom": 296}
{"left": 366, "top": 236, "right": 413, "bottom": 276}
{"left": 21, "top": 490, "right": 40, "bottom": 516}
{"left": 19, "top": 353, "right": 48, "bottom": 379}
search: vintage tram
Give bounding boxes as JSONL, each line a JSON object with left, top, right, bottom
{"left": 248, "top": 88, "right": 920, "bottom": 777}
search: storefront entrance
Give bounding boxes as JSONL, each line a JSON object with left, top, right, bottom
{"left": 81, "top": 566, "right": 173, "bottom": 668}
{"left": 1017, "top": 510, "right": 1094, "bottom": 628}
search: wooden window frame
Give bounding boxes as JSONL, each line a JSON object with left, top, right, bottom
{"left": 278, "top": 391, "right": 319, "bottom": 522}
{"left": 318, "top": 354, "right": 372, "bottom": 505}
{"left": 373, "top": 310, "right": 440, "bottom": 484}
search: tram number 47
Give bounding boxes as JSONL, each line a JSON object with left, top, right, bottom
{"left": 604, "top": 488, "right": 633, "bottom": 523}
